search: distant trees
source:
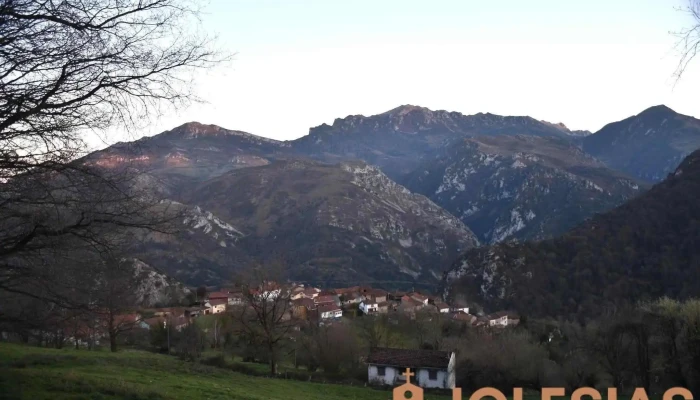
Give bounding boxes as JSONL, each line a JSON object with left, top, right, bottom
{"left": 296, "top": 322, "right": 360, "bottom": 374}
{"left": 404, "top": 309, "right": 446, "bottom": 350}
{"left": 0, "top": 0, "right": 225, "bottom": 321}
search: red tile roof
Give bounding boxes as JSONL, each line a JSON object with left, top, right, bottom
{"left": 314, "top": 295, "right": 336, "bottom": 304}
{"left": 334, "top": 286, "right": 361, "bottom": 295}
{"left": 317, "top": 303, "right": 342, "bottom": 314}
{"left": 410, "top": 292, "right": 429, "bottom": 302}
{"left": 367, "top": 347, "right": 452, "bottom": 369}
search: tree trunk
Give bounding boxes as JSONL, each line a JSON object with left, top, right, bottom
{"left": 110, "top": 331, "right": 118, "bottom": 352}
{"left": 269, "top": 344, "right": 277, "bottom": 375}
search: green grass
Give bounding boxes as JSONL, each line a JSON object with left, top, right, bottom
{"left": 0, "top": 343, "right": 451, "bottom": 400}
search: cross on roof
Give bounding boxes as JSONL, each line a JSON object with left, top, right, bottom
{"left": 402, "top": 367, "right": 414, "bottom": 384}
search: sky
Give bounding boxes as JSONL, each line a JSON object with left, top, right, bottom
{"left": 91, "top": 0, "right": 700, "bottom": 149}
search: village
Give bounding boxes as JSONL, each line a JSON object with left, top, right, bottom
{"left": 136, "top": 282, "right": 521, "bottom": 390}
{"left": 5, "top": 281, "right": 520, "bottom": 390}
{"left": 183, "top": 283, "right": 521, "bottom": 329}
{"left": 129, "top": 282, "right": 521, "bottom": 334}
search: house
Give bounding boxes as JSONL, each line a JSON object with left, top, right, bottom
{"left": 334, "top": 286, "right": 361, "bottom": 296}
{"left": 314, "top": 294, "right": 340, "bottom": 307}
{"left": 388, "top": 291, "right": 407, "bottom": 301}
{"left": 450, "top": 302, "right": 469, "bottom": 314}
{"left": 207, "top": 291, "right": 229, "bottom": 300}
{"left": 366, "top": 289, "right": 388, "bottom": 304}
{"left": 366, "top": 347, "right": 456, "bottom": 389}
{"left": 452, "top": 312, "right": 476, "bottom": 324}
{"left": 340, "top": 291, "right": 365, "bottom": 305}
{"left": 488, "top": 311, "right": 520, "bottom": 327}
{"left": 472, "top": 316, "right": 490, "bottom": 327}
{"left": 292, "top": 287, "right": 320, "bottom": 300}
{"left": 209, "top": 298, "right": 227, "bottom": 314}
{"left": 376, "top": 301, "right": 391, "bottom": 314}
{"left": 434, "top": 302, "right": 450, "bottom": 313}
{"left": 208, "top": 291, "right": 244, "bottom": 306}
{"left": 360, "top": 300, "right": 379, "bottom": 315}
{"left": 184, "top": 306, "right": 209, "bottom": 317}
{"left": 228, "top": 292, "right": 245, "bottom": 305}
{"left": 399, "top": 298, "right": 426, "bottom": 315}
{"left": 318, "top": 303, "right": 343, "bottom": 320}
{"left": 409, "top": 292, "right": 429, "bottom": 306}
{"left": 488, "top": 312, "right": 508, "bottom": 327}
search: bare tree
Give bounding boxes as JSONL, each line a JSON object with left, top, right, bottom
{"left": 353, "top": 314, "right": 398, "bottom": 351}
{"left": 230, "top": 263, "right": 295, "bottom": 375}
{"left": 0, "top": 0, "right": 225, "bottom": 316}
{"left": 73, "top": 251, "right": 145, "bottom": 352}
{"left": 406, "top": 308, "right": 445, "bottom": 350}
{"left": 674, "top": 0, "right": 700, "bottom": 79}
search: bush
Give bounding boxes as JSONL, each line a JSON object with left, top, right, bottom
{"left": 200, "top": 354, "right": 228, "bottom": 369}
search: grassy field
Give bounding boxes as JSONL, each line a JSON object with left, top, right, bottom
{"left": 0, "top": 343, "right": 452, "bottom": 400}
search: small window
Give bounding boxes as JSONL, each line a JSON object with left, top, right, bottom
{"left": 428, "top": 370, "right": 438, "bottom": 380}
{"left": 377, "top": 366, "right": 386, "bottom": 376}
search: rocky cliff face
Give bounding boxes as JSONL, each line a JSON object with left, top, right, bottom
{"left": 129, "top": 258, "right": 190, "bottom": 307}
{"left": 174, "top": 159, "right": 478, "bottom": 286}
{"left": 401, "top": 135, "right": 643, "bottom": 243}
{"left": 293, "top": 105, "right": 571, "bottom": 179}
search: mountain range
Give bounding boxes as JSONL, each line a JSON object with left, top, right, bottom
{"left": 84, "top": 104, "right": 700, "bottom": 292}
{"left": 443, "top": 147, "right": 700, "bottom": 318}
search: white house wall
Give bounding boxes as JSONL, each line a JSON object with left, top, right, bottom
{"left": 446, "top": 352, "right": 456, "bottom": 389}
{"left": 416, "top": 369, "right": 448, "bottom": 389}
{"left": 368, "top": 365, "right": 451, "bottom": 389}
{"left": 368, "top": 365, "right": 399, "bottom": 386}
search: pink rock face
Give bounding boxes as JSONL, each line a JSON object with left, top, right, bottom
{"left": 89, "top": 154, "right": 152, "bottom": 168}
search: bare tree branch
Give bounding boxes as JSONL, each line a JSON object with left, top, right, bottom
{"left": 673, "top": 0, "right": 700, "bottom": 81}
{"left": 0, "top": 0, "right": 227, "bottom": 321}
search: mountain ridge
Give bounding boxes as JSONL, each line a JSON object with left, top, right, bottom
{"left": 442, "top": 148, "right": 700, "bottom": 318}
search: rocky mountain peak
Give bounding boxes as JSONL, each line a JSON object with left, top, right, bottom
{"left": 170, "top": 121, "right": 224, "bottom": 136}
{"left": 637, "top": 104, "right": 676, "bottom": 118}
{"left": 381, "top": 104, "right": 433, "bottom": 117}
{"left": 583, "top": 104, "right": 700, "bottom": 182}
{"left": 161, "top": 122, "right": 285, "bottom": 146}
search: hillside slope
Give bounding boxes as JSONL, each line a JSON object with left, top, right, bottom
{"left": 85, "top": 122, "right": 290, "bottom": 197}
{"left": 583, "top": 105, "right": 700, "bottom": 182}
{"left": 0, "top": 343, "right": 449, "bottom": 399}
{"left": 179, "top": 159, "right": 479, "bottom": 286}
{"left": 443, "top": 149, "right": 700, "bottom": 318}
{"left": 402, "top": 135, "right": 643, "bottom": 243}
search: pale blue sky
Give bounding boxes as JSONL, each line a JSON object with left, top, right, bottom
{"left": 98, "top": 0, "right": 700, "bottom": 147}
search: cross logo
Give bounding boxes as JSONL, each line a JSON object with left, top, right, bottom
{"left": 393, "top": 368, "right": 423, "bottom": 400}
